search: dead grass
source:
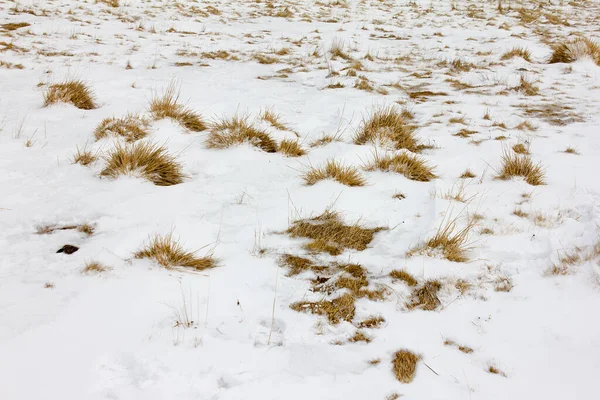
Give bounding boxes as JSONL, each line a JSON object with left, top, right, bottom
{"left": 290, "top": 292, "right": 355, "bottom": 324}
{"left": 444, "top": 339, "right": 474, "bottom": 354}
{"left": 357, "top": 316, "right": 385, "bottom": 329}
{"left": 286, "top": 210, "right": 384, "bottom": 255}
{"left": 302, "top": 160, "right": 366, "bottom": 186}
{"left": 407, "top": 280, "right": 442, "bottom": 310}
{"left": 349, "top": 330, "right": 371, "bottom": 343}
{"left": 149, "top": 84, "right": 206, "bottom": 131}
{"left": 501, "top": 47, "right": 532, "bottom": 62}
{"left": 135, "top": 232, "right": 215, "bottom": 271}
{"left": 354, "top": 106, "right": 421, "bottom": 152}
{"left": 43, "top": 80, "right": 97, "bottom": 110}
{"left": 82, "top": 261, "right": 107, "bottom": 274}
{"left": 549, "top": 37, "right": 600, "bottom": 66}
{"left": 512, "top": 75, "right": 539, "bottom": 96}
{"left": 547, "top": 243, "right": 600, "bottom": 275}
{"left": 207, "top": 115, "right": 277, "bottom": 152}
{"left": 330, "top": 38, "right": 352, "bottom": 60}
{"left": 494, "top": 276, "right": 514, "bottom": 292}
{"left": 309, "top": 132, "right": 343, "bottom": 147}
{"left": 496, "top": 149, "right": 546, "bottom": 186}
{"left": 392, "top": 349, "right": 419, "bottom": 383}
{"left": 279, "top": 254, "right": 326, "bottom": 276}
{"left": 563, "top": 146, "right": 579, "bottom": 154}
{"left": 488, "top": 365, "right": 507, "bottom": 377}
{"left": 278, "top": 139, "right": 306, "bottom": 157}
{"left": 259, "top": 108, "right": 289, "bottom": 130}
{"left": 408, "top": 211, "right": 475, "bottom": 262}
{"left": 94, "top": 114, "right": 150, "bottom": 142}
{"left": 101, "top": 142, "right": 184, "bottom": 186}
{"left": 97, "top": 0, "right": 119, "bottom": 6}
{"left": 36, "top": 223, "right": 95, "bottom": 236}
{"left": 512, "top": 143, "right": 530, "bottom": 155}
{"left": 1, "top": 22, "right": 30, "bottom": 31}
{"left": 365, "top": 151, "right": 437, "bottom": 182}
{"left": 72, "top": 146, "right": 99, "bottom": 166}
{"left": 390, "top": 269, "right": 418, "bottom": 286}
{"left": 460, "top": 169, "right": 476, "bottom": 179}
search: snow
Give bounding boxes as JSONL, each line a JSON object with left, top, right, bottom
{"left": 1, "top": 0, "right": 600, "bottom": 399}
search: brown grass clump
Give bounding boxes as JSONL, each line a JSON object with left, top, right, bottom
{"left": 409, "top": 212, "right": 475, "bottom": 262}
{"left": 72, "top": 146, "right": 99, "bottom": 166}
{"left": 149, "top": 84, "right": 206, "bottom": 132}
{"left": 287, "top": 210, "right": 384, "bottom": 256}
{"left": 43, "top": 80, "right": 97, "bottom": 110}
{"left": 548, "top": 37, "right": 600, "bottom": 66}
{"left": 279, "top": 254, "right": 326, "bottom": 276}
{"left": 460, "top": 169, "right": 476, "bottom": 179}
{"left": 354, "top": 106, "right": 421, "bottom": 152}
{"left": 488, "top": 365, "right": 506, "bottom": 377}
{"left": 135, "top": 232, "right": 215, "bottom": 271}
{"left": 443, "top": 339, "right": 474, "bottom": 354}
{"left": 101, "top": 142, "right": 184, "bottom": 186}
{"left": 302, "top": 160, "right": 366, "bottom": 187}
{"left": 82, "top": 261, "right": 107, "bottom": 274}
{"left": 290, "top": 292, "right": 356, "bottom": 324}
{"left": 563, "top": 146, "right": 579, "bottom": 155}
{"left": 365, "top": 152, "right": 437, "bottom": 182}
{"left": 1, "top": 22, "right": 31, "bottom": 31}
{"left": 357, "top": 316, "right": 385, "bottom": 329}
{"left": 512, "top": 143, "right": 530, "bottom": 155}
{"left": 407, "top": 280, "right": 442, "bottom": 311}
{"left": 349, "top": 330, "right": 371, "bottom": 343}
{"left": 278, "top": 139, "right": 306, "bottom": 157}
{"left": 513, "top": 75, "right": 539, "bottom": 96}
{"left": 330, "top": 39, "right": 352, "bottom": 60}
{"left": 97, "top": 0, "right": 119, "bottom": 6}
{"left": 309, "top": 132, "right": 343, "bottom": 148}
{"left": 389, "top": 269, "right": 418, "bottom": 286}
{"left": 94, "top": 114, "right": 150, "bottom": 142}
{"left": 501, "top": 47, "right": 532, "bottom": 62}
{"left": 259, "top": 108, "right": 289, "bottom": 130}
{"left": 36, "top": 223, "right": 95, "bottom": 236}
{"left": 392, "top": 350, "right": 419, "bottom": 383}
{"left": 496, "top": 150, "right": 545, "bottom": 186}
{"left": 207, "top": 115, "right": 277, "bottom": 152}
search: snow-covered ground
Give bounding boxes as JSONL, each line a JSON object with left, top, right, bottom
{"left": 1, "top": 0, "right": 600, "bottom": 399}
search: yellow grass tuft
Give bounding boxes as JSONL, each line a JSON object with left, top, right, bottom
{"left": 392, "top": 350, "right": 419, "bottom": 383}
{"left": 43, "top": 80, "right": 97, "bottom": 110}
{"left": 549, "top": 37, "right": 600, "bottom": 66}
{"left": 101, "top": 142, "right": 184, "bottom": 186}
{"left": 135, "top": 232, "right": 215, "bottom": 271}
{"left": 278, "top": 139, "right": 306, "bottom": 157}
{"left": 207, "top": 115, "right": 277, "bottom": 152}
{"left": 365, "top": 151, "right": 437, "bottom": 182}
{"left": 501, "top": 47, "right": 531, "bottom": 62}
{"left": 496, "top": 149, "right": 546, "bottom": 186}
{"left": 290, "top": 293, "right": 355, "bottom": 324}
{"left": 357, "top": 316, "right": 385, "bottom": 329}
{"left": 149, "top": 83, "right": 206, "bottom": 132}
{"left": 354, "top": 106, "right": 421, "bottom": 152}
{"left": 72, "top": 146, "right": 99, "bottom": 166}
{"left": 287, "top": 210, "right": 384, "bottom": 256}
{"left": 459, "top": 169, "right": 476, "bottom": 179}
{"left": 94, "top": 114, "right": 150, "bottom": 142}
{"left": 512, "top": 143, "right": 530, "bottom": 155}
{"left": 259, "top": 107, "right": 289, "bottom": 130}
{"left": 82, "top": 261, "right": 107, "bottom": 274}
{"left": 407, "top": 280, "right": 442, "bottom": 311}
{"left": 390, "top": 269, "right": 418, "bottom": 286}
{"left": 302, "top": 159, "right": 366, "bottom": 186}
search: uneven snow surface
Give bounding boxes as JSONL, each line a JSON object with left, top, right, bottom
{"left": 1, "top": 0, "right": 600, "bottom": 399}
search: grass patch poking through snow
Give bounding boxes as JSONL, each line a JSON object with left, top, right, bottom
{"left": 302, "top": 159, "right": 366, "bottom": 186}
{"left": 365, "top": 151, "right": 436, "bottom": 182}
{"left": 207, "top": 114, "right": 277, "bottom": 152}
{"left": 135, "top": 232, "right": 215, "bottom": 271}
{"left": 149, "top": 83, "right": 206, "bottom": 132}
{"left": 548, "top": 37, "right": 600, "bottom": 66}
{"left": 43, "top": 80, "right": 97, "bottom": 110}
{"left": 392, "top": 350, "right": 419, "bottom": 383}
{"left": 101, "top": 142, "right": 184, "bottom": 186}
{"left": 287, "top": 210, "right": 384, "bottom": 255}
{"left": 354, "top": 106, "right": 421, "bottom": 152}
{"left": 94, "top": 114, "right": 150, "bottom": 142}
{"left": 496, "top": 149, "right": 546, "bottom": 186}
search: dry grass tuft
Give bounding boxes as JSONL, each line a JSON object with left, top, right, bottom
{"left": 43, "top": 80, "right": 97, "bottom": 110}
{"left": 330, "top": 38, "right": 352, "bottom": 60}
{"left": 354, "top": 106, "right": 421, "bottom": 152}
{"left": 290, "top": 293, "right": 356, "bottom": 324}
{"left": 365, "top": 151, "right": 437, "bottom": 182}
{"left": 94, "top": 114, "right": 150, "bottom": 142}
{"left": 549, "top": 37, "right": 600, "bottom": 66}
{"left": 259, "top": 108, "right": 289, "bottom": 130}
{"left": 407, "top": 280, "right": 442, "bottom": 311}
{"left": 357, "top": 315, "right": 385, "bottom": 329}
{"left": 302, "top": 159, "right": 366, "bottom": 186}
{"left": 501, "top": 47, "right": 532, "bottom": 62}
{"left": 278, "top": 254, "right": 326, "bottom": 276}
{"left": 135, "top": 232, "right": 215, "bottom": 271}
{"left": 72, "top": 146, "right": 99, "bottom": 166}
{"left": 349, "top": 330, "right": 371, "bottom": 343}
{"left": 392, "top": 350, "right": 419, "bottom": 383}
{"left": 389, "top": 269, "right": 418, "bottom": 286}
{"left": 1, "top": 22, "right": 31, "bottom": 31}
{"left": 82, "top": 261, "right": 107, "bottom": 274}
{"left": 496, "top": 149, "right": 545, "bottom": 186}
{"left": 278, "top": 139, "right": 306, "bottom": 157}
{"left": 309, "top": 132, "right": 343, "bottom": 147}
{"left": 444, "top": 339, "right": 474, "bottom": 354}
{"left": 409, "top": 212, "right": 475, "bottom": 262}
{"left": 563, "top": 146, "right": 579, "bottom": 155}
{"left": 512, "top": 143, "right": 530, "bottom": 155}
{"left": 149, "top": 84, "right": 206, "bottom": 132}
{"left": 287, "top": 210, "right": 384, "bottom": 256}
{"left": 101, "top": 142, "right": 184, "bottom": 186}
{"left": 460, "top": 169, "right": 476, "bottom": 179}
{"left": 207, "top": 115, "right": 277, "bottom": 152}
{"left": 488, "top": 365, "right": 507, "bottom": 377}
{"left": 97, "top": 0, "right": 119, "bottom": 6}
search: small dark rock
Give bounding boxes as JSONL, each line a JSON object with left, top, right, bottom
{"left": 57, "top": 244, "right": 79, "bottom": 254}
